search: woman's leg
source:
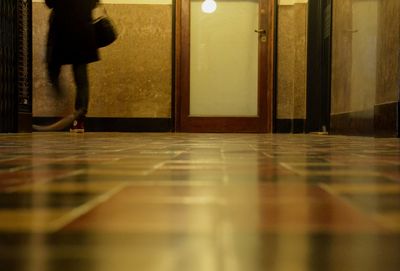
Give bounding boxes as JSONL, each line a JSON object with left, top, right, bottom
{"left": 47, "top": 61, "right": 62, "bottom": 94}
{"left": 72, "top": 63, "right": 89, "bottom": 117}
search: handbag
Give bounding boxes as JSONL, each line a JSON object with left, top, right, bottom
{"left": 93, "top": 7, "right": 117, "bottom": 48}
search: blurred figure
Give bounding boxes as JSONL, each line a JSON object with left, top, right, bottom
{"left": 45, "top": 0, "right": 99, "bottom": 133}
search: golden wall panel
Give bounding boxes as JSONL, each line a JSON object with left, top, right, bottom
{"left": 33, "top": 3, "right": 172, "bottom": 118}
{"left": 277, "top": 4, "right": 307, "bottom": 119}
{"left": 293, "top": 4, "right": 307, "bottom": 119}
{"left": 277, "top": 5, "right": 295, "bottom": 119}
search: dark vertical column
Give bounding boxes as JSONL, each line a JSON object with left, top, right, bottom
{"left": 306, "top": 0, "right": 332, "bottom": 133}
{"left": 0, "top": 0, "right": 18, "bottom": 132}
{"left": 321, "top": 0, "right": 332, "bottom": 132}
{"left": 0, "top": 0, "right": 32, "bottom": 133}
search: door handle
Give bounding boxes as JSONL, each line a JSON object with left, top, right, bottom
{"left": 255, "top": 29, "right": 267, "bottom": 42}
{"left": 254, "top": 29, "right": 266, "bottom": 34}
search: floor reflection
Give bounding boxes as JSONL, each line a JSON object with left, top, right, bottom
{"left": 0, "top": 133, "right": 399, "bottom": 270}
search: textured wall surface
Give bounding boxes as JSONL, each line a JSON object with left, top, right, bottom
{"left": 330, "top": 0, "right": 399, "bottom": 136}
{"left": 376, "top": 0, "right": 400, "bottom": 105}
{"left": 331, "top": 0, "right": 400, "bottom": 114}
{"left": 33, "top": 3, "right": 172, "bottom": 118}
{"left": 33, "top": 1, "right": 311, "bottom": 122}
{"left": 331, "top": 0, "right": 352, "bottom": 114}
{"left": 277, "top": 3, "right": 307, "bottom": 119}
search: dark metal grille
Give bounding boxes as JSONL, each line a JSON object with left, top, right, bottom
{"left": 0, "top": 0, "right": 31, "bottom": 133}
{"left": 17, "top": 0, "right": 32, "bottom": 114}
{"left": 0, "top": 0, "right": 17, "bottom": 132}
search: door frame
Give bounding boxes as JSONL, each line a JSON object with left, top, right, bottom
{"left": 174, "top": 0, "right": 275, "bottom": 133}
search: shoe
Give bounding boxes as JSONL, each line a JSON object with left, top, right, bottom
{"left": 70, "top": 119, "right": 85, "bottom": 133}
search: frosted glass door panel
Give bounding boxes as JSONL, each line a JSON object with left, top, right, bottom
{"left": 190, "top": 0, "right": 258, "bottom": 117}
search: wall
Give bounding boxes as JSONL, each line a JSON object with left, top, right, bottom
{"left": 331, "top": 0, "right": 400, "bottom": 136}
{"left": 32, "top": 0, "right": 310, "bottom": 132}
{"left": 32, "top": 0, "right": 172, "bottom": 124}
{"left": 375, "top": 0, "right": 400, "bottom": 136}
{"left": 276, "top": 0, "right": 308, "bottom": 132}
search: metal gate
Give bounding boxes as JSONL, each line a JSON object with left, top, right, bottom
{"left": 0, "top": 0, "right": 32, "bottom": 133}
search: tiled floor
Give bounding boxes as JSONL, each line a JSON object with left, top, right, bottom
{"left": 0, "top": 132, "right": 399, "bottom": 271}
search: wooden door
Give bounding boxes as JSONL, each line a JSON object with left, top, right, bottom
{"left": 175, "top": 0, "right": 275, "bottom": 132}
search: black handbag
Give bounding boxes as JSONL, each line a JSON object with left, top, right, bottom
{"left": 93, "top": 8, "right": 117, "bottom": 48}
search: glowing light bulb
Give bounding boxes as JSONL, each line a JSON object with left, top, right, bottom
{"left": 201, "top": 0, "right": 217, "bottom": 14}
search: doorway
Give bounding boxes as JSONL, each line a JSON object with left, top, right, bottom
{"left": 175, "top": 0, "right": 275, "bottom": 132}
{"left": 306, "top": 0, "right": 332, "bottom": 133}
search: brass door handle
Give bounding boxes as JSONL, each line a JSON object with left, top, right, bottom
{"left": 255, "top": 29, "right": 267, "bottom": 42}
{"left": 254, "top": 29, "right": 266, "bottom": 34}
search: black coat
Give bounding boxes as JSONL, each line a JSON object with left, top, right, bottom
{"left": 46, "top": 0, "right": 99, "bottom": 65}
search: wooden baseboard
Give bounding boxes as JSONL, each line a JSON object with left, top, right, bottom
{"left": 374, "top": 102, "right": 399, "bottom": 137}
{"left": 330, "top": 101, "right": 399, "bottom": 137}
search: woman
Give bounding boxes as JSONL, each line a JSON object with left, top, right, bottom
{"left": 45, "top": 0, "right": 99, "bottom": 132}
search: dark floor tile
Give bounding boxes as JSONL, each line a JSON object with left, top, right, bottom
{"left": 0, "top": 164, "right": 27, "bottom": 171}
{"left": 304, "top": 175, "right": 396, "bottom": 184}
{"left": 55, "top": 173, "right": 146, "bottom": 183}
{"left": 0, "top": 192, "right": 98, "bottom": 209}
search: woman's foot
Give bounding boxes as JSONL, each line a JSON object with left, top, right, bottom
{"left": 70, "top": 110, "right": 85, "bottom": 133}
{"left": 70, "top": 119, "right": 85, "bottom": 133}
